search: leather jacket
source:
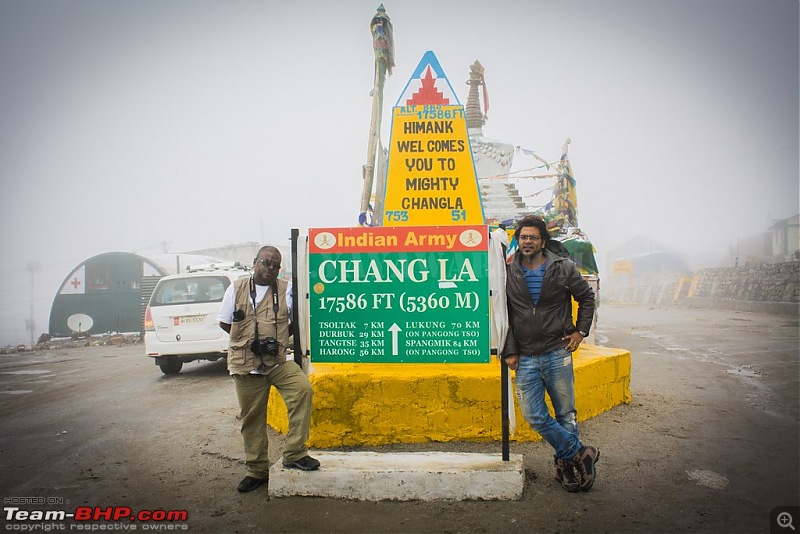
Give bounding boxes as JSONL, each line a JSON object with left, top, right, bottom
{"left": 502, "top": 248, "right": 595, "bottom": 357}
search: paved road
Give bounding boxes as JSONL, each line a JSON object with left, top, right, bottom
{"left": 0, "top": 304, "right": 797, "bottom": 533}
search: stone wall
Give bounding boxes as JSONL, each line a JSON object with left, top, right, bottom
{"left": 607, "top": 261, "right": 800, "bottom": 315}
{"left": 691, "top": 262, "right": 800, "bottom": 303}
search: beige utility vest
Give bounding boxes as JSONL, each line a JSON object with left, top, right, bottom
{"left": 227, "top": 276, "right": 291, "bottom": 375}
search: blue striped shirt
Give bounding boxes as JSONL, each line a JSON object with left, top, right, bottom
{"left": 522, "top": 261, "right": 547, "bottom": 306}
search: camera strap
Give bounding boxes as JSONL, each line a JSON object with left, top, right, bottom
{"left": 249, "top": 277, "right": 260, "bottom": 342}
{"left": 271, "top": 282, "right": 279, "bottom": 336}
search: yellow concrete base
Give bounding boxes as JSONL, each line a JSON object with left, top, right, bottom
{"left": 267, "top": 345, "right": 631, "bottom": 448}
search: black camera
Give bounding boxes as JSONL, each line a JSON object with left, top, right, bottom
{"left": 251, "top": 337, "right": 280, "bottom": 357}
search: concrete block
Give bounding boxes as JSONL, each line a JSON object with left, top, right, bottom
{"left": 268, "top": 451, "right": 524, "bottom": 501}
{"left": 267, "top": 345, "right": 632, "bottom": 447}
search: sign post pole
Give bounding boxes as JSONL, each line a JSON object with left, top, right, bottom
{"left": 501, "top": 356, "right": 510, "bottom": 461}
{"left": 291, "top": 228, "right": 303, "bottom": 369}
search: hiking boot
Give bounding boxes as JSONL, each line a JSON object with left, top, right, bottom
{"left": 554, "top": 458, "right": 581, "bottom": 493}
{"left": 573, "top": 445, "right": 600, "bottom": 491}
{"left": 282, "top": 455, "right": 320, "bottom": 471}
{"left": 237, "top": 476, "right": 267, "bottom": 493}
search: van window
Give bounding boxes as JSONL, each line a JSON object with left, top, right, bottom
{"left": 151, "top": 276, "right": 231, "bottom": 306}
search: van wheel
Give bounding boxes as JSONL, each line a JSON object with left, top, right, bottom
{"left": 159, "top": 357, "right": 183, "bottom": 375}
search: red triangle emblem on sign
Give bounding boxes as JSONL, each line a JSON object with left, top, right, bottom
{"left": 406, "top": 67, "right": 450, "bottom": 106}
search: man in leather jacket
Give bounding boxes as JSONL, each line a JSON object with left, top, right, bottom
{"left": 502, "top": 215, "right": 599, "bottom": 492}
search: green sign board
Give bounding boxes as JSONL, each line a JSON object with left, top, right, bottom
{"left": 308, "top": 225, "right": 490, "bottom": 363}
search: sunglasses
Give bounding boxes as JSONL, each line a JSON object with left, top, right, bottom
{"left": 255, "top": 258, "right": 281, "bottom": 269}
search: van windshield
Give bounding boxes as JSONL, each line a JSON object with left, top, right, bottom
{"left": 151, "top": 276, "right": 231, "bottom": 306}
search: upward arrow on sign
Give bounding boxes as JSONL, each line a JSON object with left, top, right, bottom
{"left": 388, "top": 323, "right": 402, "bottom": 356}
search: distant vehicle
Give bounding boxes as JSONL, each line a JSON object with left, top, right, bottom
{"left": 144, "top": 262, "right": 251, "bottom": 374}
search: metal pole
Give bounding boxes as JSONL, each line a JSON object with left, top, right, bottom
{"left": 497, "top": 236, "right": 510, "bottom": 461}
{"left": 26, "top": 262, "right": 40, "bottom": 347}
{"left": 500, "top": 352, "right": 510, "bottom": 461}
{"left": 290, "top": 228, "right": 303, "bottom": 369}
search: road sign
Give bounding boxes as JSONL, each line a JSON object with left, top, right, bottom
{"left": 309, "top": 225, "right": 490, "bottom": 363}
{"left": 612, "top": 260, "right": 633, "bottom": 274}
{"left": 382, "top": 51, "right": 484, "bottom": 227}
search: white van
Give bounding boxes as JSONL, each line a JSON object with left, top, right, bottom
{"left": 144, "top": 263, "right": 251, "bottom": 374}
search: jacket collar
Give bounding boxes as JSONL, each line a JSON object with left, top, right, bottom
{"left": 513, "top": 247, "right": 564, "bottom": 267}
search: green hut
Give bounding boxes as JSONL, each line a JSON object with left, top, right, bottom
{"left": 49, "top": 252, "right": 168, "bottom": 338}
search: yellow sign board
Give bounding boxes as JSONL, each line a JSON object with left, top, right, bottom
{"left": 612, "top": 260, "right": 633, "bottom": 274}
{"left": 382, "top": 51, "right": 484, "bottom": 226}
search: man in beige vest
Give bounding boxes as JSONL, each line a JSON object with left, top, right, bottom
{"left": 218, "top": 246, "right": 319, "bottom": 493}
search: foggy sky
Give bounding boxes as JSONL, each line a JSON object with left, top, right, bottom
{"left": 1, "top": 0, "right": 797, "bottom": 346}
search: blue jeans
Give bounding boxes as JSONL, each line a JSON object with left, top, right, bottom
{"left": 515, "top": 348, "right": 582, "bottom": 460}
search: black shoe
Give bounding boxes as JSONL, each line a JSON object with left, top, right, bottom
{"left": 282, "top": 455, "right": 320, "bottom": 471}
{"left": 237, "top": 476, "right": 267, "bottom": 493}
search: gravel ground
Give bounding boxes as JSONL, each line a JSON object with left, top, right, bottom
{"left": 0, "top": 303, "right": 797, "bottom": 533}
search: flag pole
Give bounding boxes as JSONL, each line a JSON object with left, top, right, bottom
{"left": 358, "top": 4, "right": 394, "bottom": 226}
